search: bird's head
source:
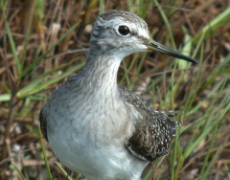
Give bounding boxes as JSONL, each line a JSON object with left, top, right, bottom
{"left": 90, "top": 10, "right": 197, "bottom": 64}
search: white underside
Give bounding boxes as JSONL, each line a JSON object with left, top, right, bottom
{"left": 49, "top": 131, "right": 147, "bottom": 180}
{"left": 46, "top": 85, "right": 148, "bottom": 180}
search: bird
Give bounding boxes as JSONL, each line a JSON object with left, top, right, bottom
{"left": 39, "top": 10, "right": 197, "bottom": 180}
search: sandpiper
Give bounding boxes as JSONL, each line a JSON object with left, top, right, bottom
{"left": 40, "top": 10, "right": 197, "bottom": 180}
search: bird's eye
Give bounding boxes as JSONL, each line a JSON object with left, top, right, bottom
{"left": 118, "top": 25, "right": 130, "bottom": 36}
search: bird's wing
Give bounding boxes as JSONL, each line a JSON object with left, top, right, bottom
{"left": 119, "top": 87, "right": 180, "bottom": 161}
{"left": 39, "top": 108, "right": 49, "bottom": 141}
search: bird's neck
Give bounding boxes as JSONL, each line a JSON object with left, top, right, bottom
{"left": 81, "top": 45, "right": 123, "bottom": 94}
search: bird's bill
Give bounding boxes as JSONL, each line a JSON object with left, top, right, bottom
{"left": 147, "top": 40, "right": 198, "bottom": 64}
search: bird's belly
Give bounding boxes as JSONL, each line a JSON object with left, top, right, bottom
{"left": 48, "top": 125, "right": 146, "bottom": 180}
{"left": 46, "top": 89, "right": 146, "bottom": 179}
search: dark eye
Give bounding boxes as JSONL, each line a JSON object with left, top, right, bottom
{"left": 118, "top": 25, "right": 130, "bottom": 36}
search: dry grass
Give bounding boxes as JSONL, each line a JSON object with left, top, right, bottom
{"left": 0, "top": 0, "right": 230, "bottom": 179}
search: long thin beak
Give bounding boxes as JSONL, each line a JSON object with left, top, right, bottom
{"left": 148, "top": 40, "right": 198, "bottom": 64}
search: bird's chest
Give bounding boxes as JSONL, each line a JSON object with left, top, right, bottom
{"left": 47, "top": 87, "right": 140, "bottom": 179}
{"left": 77, "top": 92, "right": 133, "bottom": 144}
{"left": 48, "top": 86, "right": 134, "bottom": 145}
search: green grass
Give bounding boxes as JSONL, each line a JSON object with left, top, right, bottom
{"left": 0, "top": 0, "right": 230, "bottom": 179}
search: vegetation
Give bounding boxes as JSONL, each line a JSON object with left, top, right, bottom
{"left": 0, "top": 0, "right": 230, "bottom": 179}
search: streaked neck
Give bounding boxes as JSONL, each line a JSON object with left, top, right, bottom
{"left": 81, "top": 45, "right": 123, "bottom": 93}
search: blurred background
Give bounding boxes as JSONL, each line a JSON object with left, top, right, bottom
{"left": 0, "top": 0, "right": 230, "bottom": 179}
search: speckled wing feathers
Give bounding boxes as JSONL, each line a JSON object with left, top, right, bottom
{"left": 119, "top": 87, "right": 180, "bottom": 161}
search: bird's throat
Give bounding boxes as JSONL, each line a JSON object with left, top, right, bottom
{"left": 82, "top": 48, "right": 122, "bottom": 96}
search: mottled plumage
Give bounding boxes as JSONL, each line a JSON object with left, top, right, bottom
{"left": 119, "top": 87, "right": 180, "bottom": 161}
{"left": 40, "top": 10, "right": 197, "bottom": 180}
